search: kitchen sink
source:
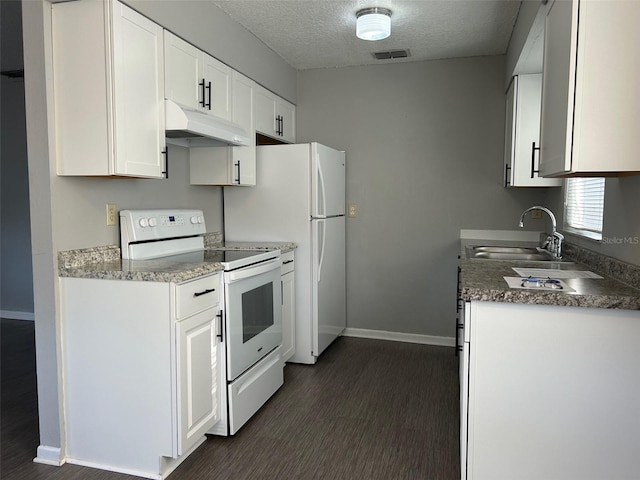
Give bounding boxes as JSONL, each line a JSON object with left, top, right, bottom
{"left": 473, "top": 246, "right": 540, "bottom": 254}
{"left": 472, "top": 252, "right": 553, "bottom": 261}
{"left": 467, "top": 245, "right": 555, "bottom": 261}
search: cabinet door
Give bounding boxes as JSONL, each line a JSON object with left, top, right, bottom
{"left": 539, "top": 0, "right": 576, "bottom": 177}
{"left": 507, "top": 75, "right": 561, "bottom": 187}
{"left": 176, "top": 309, "right": 219, "bottom": 455}
{"left": 281, "top": 269, "right": 295, "bottom": 362}
{"left": 164, "top": 31, "right": 202, "bottom": 111}
{"left": 111, "top": 1, "right": 166, "bottom": 178}
{"left": 255, "top": 87, "right": 278, "bottom": 137}
{"left": 277, "top": 99, "right": 296, "bottom": 143}
{"left": 231, "top": 72, "right": 256, "bottom": 185}
{"left": 503, "top": 77, "right": 516, "bottom": 187}
{"left": 203, "top": 54, "right": 232, "bottom": 121}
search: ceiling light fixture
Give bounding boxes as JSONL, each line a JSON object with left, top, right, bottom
{"left": 356, "top": 7, "right": 392, "bottom": 41}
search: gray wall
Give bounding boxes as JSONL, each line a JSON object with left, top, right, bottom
{"left": 547, "top": 178, "right": 640, "bottom": 266}
{"left": 1, "top": 0, "right": 33, "bottom": 317}
{"left": 21, "top": 0, "right": 297, "bottom": 454}
{"left": 297, "top": 56, "right": 548, "bottom": 339}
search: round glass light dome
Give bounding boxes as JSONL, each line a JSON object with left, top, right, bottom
{"left": 356, "top": 8, "right": 391, "bottom": 41}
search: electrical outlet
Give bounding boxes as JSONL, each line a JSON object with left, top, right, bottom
{"left": 348, "top": 204, "right": 358, "bottom": 218}
{"left": 531, "top": 210, "right": 542, "bottom": 219}
{"left": 106, "top": 203, "right": 117, "bottom": 226}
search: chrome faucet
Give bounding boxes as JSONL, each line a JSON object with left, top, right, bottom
{"left": 518, "top": 206, "right": 564, "bottom": 260}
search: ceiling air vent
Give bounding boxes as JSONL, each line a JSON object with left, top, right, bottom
{"left": 372, "top": 49, "right": 410, "bottom": 60}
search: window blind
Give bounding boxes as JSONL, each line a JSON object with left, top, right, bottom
{"left": 564, "top": 178, "right": 605, "bottom": 240}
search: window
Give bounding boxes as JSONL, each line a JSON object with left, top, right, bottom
{"left": 564, "top": 178, "right": 605, "bottom": 240}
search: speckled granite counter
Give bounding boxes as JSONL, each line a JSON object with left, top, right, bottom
{"left": 58, "top": 234, "right": 296, "bottom": 283}
{"left": 205, "top": 240, "right": 297, "bottom": 253}
{"left": 59, "top": 245, "right": 224, "bottom": 283}
{"left": 460, "top": 238, "right": 640, "bottom": 310}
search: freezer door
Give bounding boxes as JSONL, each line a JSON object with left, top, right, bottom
{"left": 311, "top": 143, "right": 345, "bottom": 218}
{"left": 311, "top": 216, "right": 346, "bottom": 356}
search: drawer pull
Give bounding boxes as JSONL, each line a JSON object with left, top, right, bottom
{"left": 282, "top": 260, "right": 294, "bottom": 265}
{"left": 193, "top": 288, "right": 216, "bottom": 297}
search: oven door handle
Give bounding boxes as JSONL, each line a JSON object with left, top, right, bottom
{"left": 225, "top": 258, "right": 282, "bottom": 283}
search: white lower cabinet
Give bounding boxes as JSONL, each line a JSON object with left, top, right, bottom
{"left": 280, "top": 250, "right": 295, "bottom": 362}
{"left": 60, "top": 273, "right": 221, "bottom": 479}
{"left": 175, "top": 301, "right": 219, "bottom": 455}
{"left": 461, "top": 301, "right": 640, "bottom": 480}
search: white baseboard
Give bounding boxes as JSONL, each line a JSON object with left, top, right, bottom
{"left": 342, "top": 328, "right": 455, "bottom": 347}
{"left": 1, "top": 310, "right": 35, "bottom": 321}
{"left": 34, "top": 445, "right": 64, "bottom": 466}
{"left": 66, "top": 458, "right": 161, "bottom": 480}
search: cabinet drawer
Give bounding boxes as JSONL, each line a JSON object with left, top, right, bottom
{"left": 175, "top": 274, "right": 220, "bottom": 319}
{"left": 280, "top": 251, "right": 295, "bottom": 275}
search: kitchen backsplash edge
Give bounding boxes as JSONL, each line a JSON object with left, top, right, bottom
{"left": 58, "top": 244, "right": 121, "bottom": 270}
{"left": 563, "top": 242, "right": 640, "bottom": 290}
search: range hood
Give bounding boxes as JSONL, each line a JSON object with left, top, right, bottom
{"left": 164, "top": 99, "right": 250, "bottom": 148}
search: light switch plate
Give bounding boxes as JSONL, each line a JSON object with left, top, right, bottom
{"left": 348, "top": 204, "right": 358, "bottom": 218}
{"left": 106, "top": 203, "right": 117, "bottom": 226}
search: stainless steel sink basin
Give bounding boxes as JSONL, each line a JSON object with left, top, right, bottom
{"left": 473, "top": 246, "right": 540, "bottom": 254}
{"left": 472, "top": 252, "right": 552, "bottom": 261}
{"left": 467, "top": 245, "right": 555, "bottom": 261}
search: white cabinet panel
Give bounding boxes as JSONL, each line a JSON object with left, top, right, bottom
{"left": 540, "top": 0, "right": 640, "bottom": 176}
{"left": 255, "top": 87, "right": 278, "bottom": 137}
{"left": 464, "top": 301, "right": 640, "bottom": 480}
{"left": 53, "top": 0, "right": 165, "bottom": 178}
{"left": 164, "top": 30, "right": 201, "bottom": 110}
{"left": 190, "top": 71, "right": 256, "bottom": 186}
{"left": 164, "top": 31, "right": 232, "bottom": 122}
{"left": 177, "top": 308, "right": 218, "bottom": 455}
{"left": 113, "top": 2, "right": 166, "bottom": 178}
{"left": 60, "top": 272, "right": 221, "bottom": 478}
{"left": 281, "top": 250, "right": 295, "bottom": 362}
{"left": 255, "top": 85, "right": 296, "bottom": 143}
{"left": 203, "top": 55, "right": 232, "bottom": 121}
{"left": 504, "top": 75, "right": 561, "bottom": 187}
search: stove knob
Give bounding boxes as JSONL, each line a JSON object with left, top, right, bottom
{"left": 198, "top": 216, "right": 204, "bottom": 224}
{"left": 139, "top": 218, "right": 149, "bottom": 228}
{"left": 190, "top": 216, "right": 199, "bottom": 224}
{"left": 148, "top": 217, "right": 158, "bottom": 227}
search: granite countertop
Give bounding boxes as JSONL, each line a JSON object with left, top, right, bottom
{"left": 206, "top": 241, "right": 297, "bottom": 253}
{"left": 58, "top": 246, "right": 225, "bottom": 283}
{"left": 58, "top": 236, "right": 297, "bottom": 283}
{"left": 460, "top": 238, "right": 640, "bottom": 310}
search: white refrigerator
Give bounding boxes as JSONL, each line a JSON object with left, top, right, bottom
{"left": 223, "top": 142, "right": 346, "bottom": 364}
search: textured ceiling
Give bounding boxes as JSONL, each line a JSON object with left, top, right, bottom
{"left": 212, "top": 0, "right": 522, "bottom": 70}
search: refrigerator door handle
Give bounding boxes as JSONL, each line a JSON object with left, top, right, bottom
{"left": 317, "top": 152, "right": 327, "bottom": 218}
{"left": 317, "top": 219, "right": 326, "bottom": 283}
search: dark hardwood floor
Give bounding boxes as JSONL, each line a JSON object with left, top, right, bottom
{"left": 1, "top": 318, "right": 460, "bottom": 479}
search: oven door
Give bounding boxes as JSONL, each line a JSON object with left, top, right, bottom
{"left": 224, "top": 258, "right": 282, "bottom": 381}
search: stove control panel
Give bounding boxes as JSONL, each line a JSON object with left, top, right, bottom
{"left": 120, "top": 209, "right": 207, "bottom": 249}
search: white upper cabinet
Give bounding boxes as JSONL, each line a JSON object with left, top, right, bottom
{"left": 255, "top": 85, "right": 296, "bottom": 143}
{"left": 539, "top": 0, "right": 640, "bottom": 177}
{"left": 164, "top": 31, "right": 232, "bottom": 121}
{"left": 53, "top": 0, "right": 166, "bottom": 178}
{"left": 190, "top": 71, "right": 256, "bottom": 186}
{"left": 504, "top": 75, "right": 561, "bottom": 187}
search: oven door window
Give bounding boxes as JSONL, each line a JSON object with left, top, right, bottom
{"left": 225, "top": 262, "right": 282, "bottom": 382}
{"left": 242, "top": 283, "right": 274, "bottom": 343}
